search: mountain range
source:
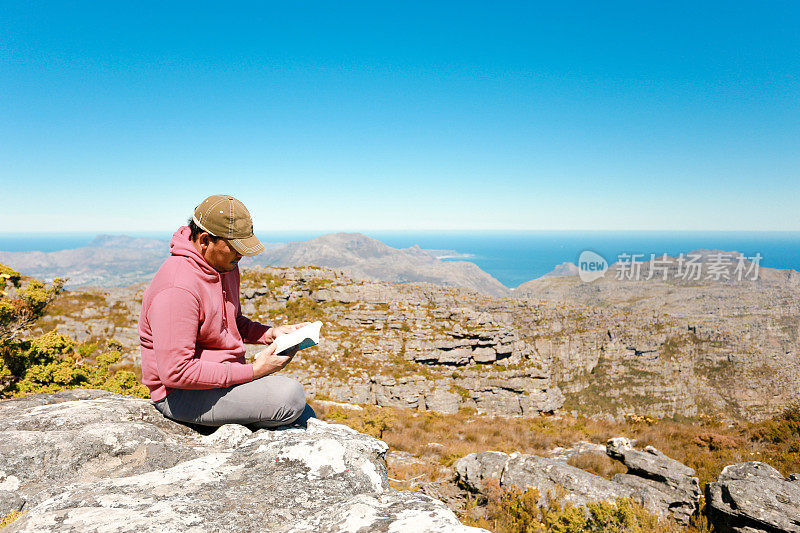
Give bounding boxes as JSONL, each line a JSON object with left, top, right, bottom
{"left": 4, "top": 235, "right": 798, "bottom": 303}
{"left": 0, "top": 232, "right": 509, "bottom": 296}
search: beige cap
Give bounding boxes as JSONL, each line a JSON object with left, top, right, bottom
{"left": 192, "top": 195, "right": 265, "bottom": 256}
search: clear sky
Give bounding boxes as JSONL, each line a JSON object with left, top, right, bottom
{"left": 1, "top": 1, "right": 798, "bottom": 232}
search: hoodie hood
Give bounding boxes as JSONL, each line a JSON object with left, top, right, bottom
{"left": 140, "top": 225, "right": 263, "bottom": 402}
{"left": 170, "top": 226, "right": 219, "bottom": 279}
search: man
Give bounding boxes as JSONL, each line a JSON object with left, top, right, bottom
{"left": 139, "top": 194, "right": 315, "bottom": 430}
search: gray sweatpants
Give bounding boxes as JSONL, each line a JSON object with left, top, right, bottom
{"left": 153, "top": 374, "right": 315, "bottom": 430}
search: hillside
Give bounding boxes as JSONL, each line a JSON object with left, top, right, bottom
{"left": 244, "top": 232, "right": 509, "bottom": 297}
{"left": 0, "top": 236, "right": 169, "bottom": 287}
{"left": 35, "top": 262, "right": 800, "bottom": 422}
{"left": 6, "top": 261, "right": 800, "bottom": 532}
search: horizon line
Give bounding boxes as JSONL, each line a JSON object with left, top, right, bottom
{"left": 1, "top": 229, "right": 800, "bottom": 236}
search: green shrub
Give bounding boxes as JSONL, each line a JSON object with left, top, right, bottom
{"left": 750, "top": 403, "right": 800, "bottom": 444}
{"left": 0, "top": 267, "right": 64, "bottom": 340}
{"left": 0, "top": 509, "right": 24, "bottom": 528}
{"left": 5, "top": 332, "right": 148, "bottom": 398}
{"left": 463, "top": 485, "right": 680, "bottom": 533}
{"left": 0, "top": 263, "right": 148, "bottom": 399}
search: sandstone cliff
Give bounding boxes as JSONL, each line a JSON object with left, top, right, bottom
{"left": 35, "top": 263, "right": 800, "bottom": 422}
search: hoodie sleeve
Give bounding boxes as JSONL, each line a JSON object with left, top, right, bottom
{"left": 235, "top": 310, "right": 271, "bottom": 345}
{"left": 149, "top": 287, "right": 254, "bottom": 389}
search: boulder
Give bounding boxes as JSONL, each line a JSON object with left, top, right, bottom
{"left": 454, "top": 451, "right": 511, "bottom": 493}
{"left": 455, "top": 439, "right": 702, "bottom": 525}
{"left": 606, "top": 437, "right": 700, "bottom": 524}
{"left": 705, "top": 461, "right": 800, "bottom": 533}
{"left": 0, "top": 389, "right": 485, "bottom": 532}
{"left": 454, "top": 451, "right": 634, "bottom": 507}
{"left": 502, "top": 453, "right": 634, "bottom": 507}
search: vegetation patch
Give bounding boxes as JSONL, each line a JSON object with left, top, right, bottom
{"left": 462, "top": 484, "right": 680, "bottom": 533}
{"left": 0, "top": 510, "right": 25, "bottom": 528}
{"left": 0, "top": 264, "right": 149, "bottom": 399}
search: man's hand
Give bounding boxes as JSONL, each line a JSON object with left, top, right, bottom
{"left": 253, "top": 341, "right": 299, "bottom": 379}
{"left": 265, "top": 322, "right": 310, "bottom": 343}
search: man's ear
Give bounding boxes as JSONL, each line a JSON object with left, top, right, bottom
{"left": 196, "top": 233, "right": 211, "bottom": 249}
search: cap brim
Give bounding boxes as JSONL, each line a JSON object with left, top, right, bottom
{"left": 229, "top": 234, "right": 265, "bottom": 256}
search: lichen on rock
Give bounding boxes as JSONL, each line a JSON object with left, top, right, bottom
{"left": 0, "top": 389, "right": 484, "bottom": 532}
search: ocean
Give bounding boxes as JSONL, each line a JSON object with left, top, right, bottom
{"left": 1, "top": 230, "right": 799, "bottom": 289}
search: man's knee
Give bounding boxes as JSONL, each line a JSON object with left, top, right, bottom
{"left": 272, "top": 376, "right": 306, "bottom": 422}
{"left": 286, "top": 379, "right": 307, "bottom": 420}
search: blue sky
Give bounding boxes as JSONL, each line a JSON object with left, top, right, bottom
{"left": 1, "top": 1, "right": 798, "bottom": 232}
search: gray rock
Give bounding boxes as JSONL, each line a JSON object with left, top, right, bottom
{"left": 1, "top": 389, "right": 484, "bottom": 532}
{"left": 284, "top": 491, "right": 488, "bottom": 533}
{"left": 502, "top": 453, "right": 634, "bottom": 507}
{"left": 0, "top": 489, "right": 25, "bottom": 516}
{"left": 456, "top": 440, "right": 702, "bottom": 525}
{"left": 423, "top": 387, "right": 462, "bottom": 415}
{"left": 705, "top": 461, "right": 800, "bottom": 533}
{"left": 607, "top": 437, "right": 696, "bottom": 485}
{"left": 343, "top": 372, "right": 563, "bottom": 418}
{"left": 611, "top": 474, "right": 697, "bottom": 525}
{"left": 454, "top": 451, "right": 510, "bottom": 493}
{"left": 547, "top": 441, "right": 607, "bottom": 462}
{"left": 606, "top": 437, "right": 700, "bottom": 524}
{"left": 454, "top": 451, "right": 634, "bottom": 507}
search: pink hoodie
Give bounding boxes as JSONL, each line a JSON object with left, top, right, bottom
{"left": 139, "top": 226, "right": 270, "bottom": 401}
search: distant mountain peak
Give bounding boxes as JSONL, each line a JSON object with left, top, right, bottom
{"left": 87, "top": 235, "right": 167, "bottom": 250}
{"left": 242, "top": 232, "right": 509, "bottom": 296}
{"left": 540, "top": 262, "right": 580, "bottom": 278}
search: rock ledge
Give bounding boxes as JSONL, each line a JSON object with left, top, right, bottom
{"left": 0, "top": 389, "right": 485, "bottom": 532}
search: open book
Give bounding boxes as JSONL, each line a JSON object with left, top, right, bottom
{"left": 272, "top": 321, "right": 323, "bottom": 356}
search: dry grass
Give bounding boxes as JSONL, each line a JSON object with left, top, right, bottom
{"left": 386, "top": 454, "right": 451, "bottom": 492}
{"left": 312, "top": 401, "right": 786, "bottom": 532}
{"left": 460, "top": 481, "right": 688, "bottom": 533}
{"left": 311, "top": 400, "right": 800, "bottom": 488}
{"left": 566, "top": 452, "right": 626, "bottom": 479}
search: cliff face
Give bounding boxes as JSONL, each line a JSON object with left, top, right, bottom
{"left": 35, "top": 263, "right": 800, "bottom": 422}
{"left": 513, "top": 252, "right": 800, "bottom": 420}
{"left": 0, "top": 389, "right": 484, "bottom": 532}
{"left": 238, "top": 266, "right": 799, "bottom": 421}
{"left": 245, "top": 268, "right": 565, "bottom": 417}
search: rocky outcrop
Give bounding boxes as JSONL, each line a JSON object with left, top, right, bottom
{"left": 0, "top": 389, "right": 485, "bottom": 532}
{"left": 36, "top": 260, "right": 800, "bottom": 422}
{"left": 240, "top": 264, "right": 800, "bottom": 422}
{"left": 606, "top": 437, "right": 700, "bottom": 525}
{"left": 455, "top": 451, "right": 634, "bottom": 507}
{"left": 705, "top": 461, "right": 800, "bottom": 533}
{"left": 295, "top": 371, "right": 564, "bottom": 418}
{"left": 455, "top": 438, "right": 700, "bottom": 525}
{"left": 267, "top": 269, "right": 565, "bottom": 417}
